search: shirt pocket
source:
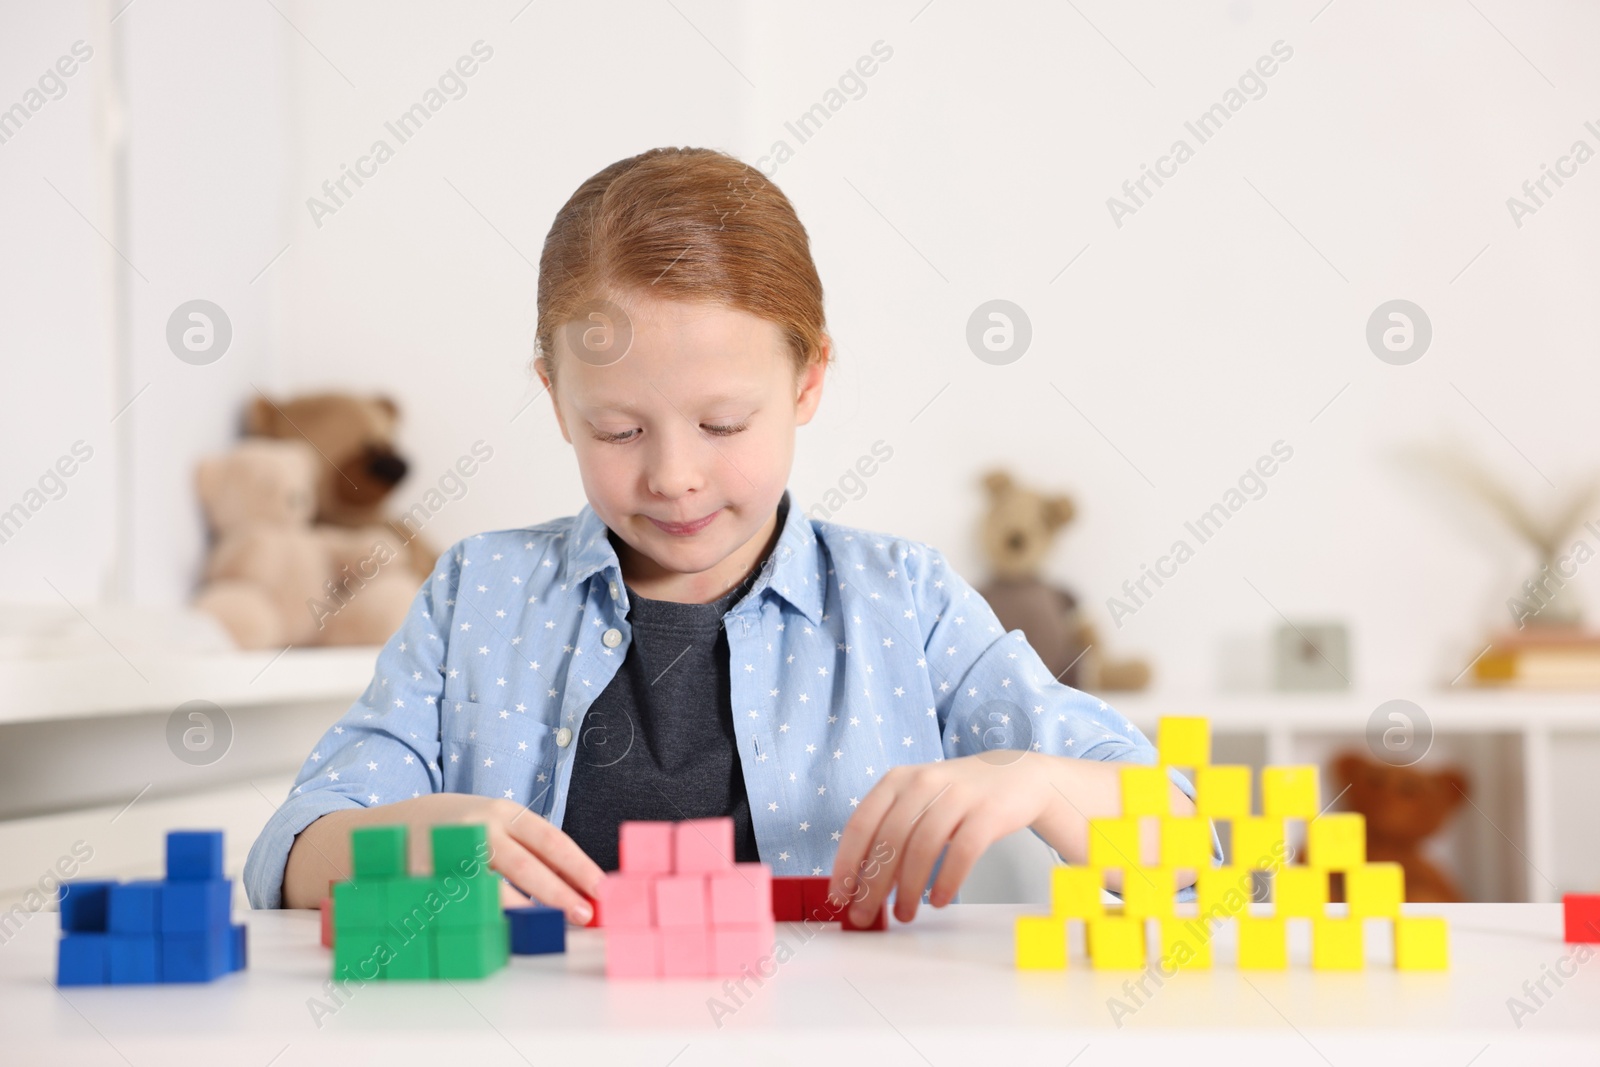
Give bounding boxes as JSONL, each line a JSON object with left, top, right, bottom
{"left": 440, "top": 699, "right": 561, "bottom": 815}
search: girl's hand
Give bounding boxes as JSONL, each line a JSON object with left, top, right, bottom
{"left": 827, "top": 752, "right": 1055, "bottom": 926}
{"left": 410, "top": 792, "right": 605, "bottom": 924}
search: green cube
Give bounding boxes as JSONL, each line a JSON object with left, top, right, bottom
{"left": 435, "top": 871, "right": 501, "bottom": 927}
{"left": 384, "top": 926, "right": 434, "bottom": 979}
{"left": 334, "top": 925, "right": 393, "bottom": 982}
{"left": 351, "top": 825, "right": 408, "bottom": 879}
{"left": 431, "top": 825, "right": 489, "bottom": 879}
{"left": 333, "top": 880, "right": 388, "bottom": 929}
{"left": 384, "top": 876, "right": 438, "bottom": 941}
{"left": 432, "top": 922, "right": 506, "bottom": 979}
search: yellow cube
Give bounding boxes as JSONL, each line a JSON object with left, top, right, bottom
{"left": 1157, "top": 716, "right": 1211, "bottom": 768}
{"left": 1237, "top": 916, "right": 1288, "bottom": 969}
{"left": 1123, "top": 868, "right": 1177, "bottom": 918}
{"left": 1273, "top": 866, "right": 1328, "bottom": 918}
{"left": 1120, "top": 765, "right": 1172, "bottom": 817}
{"left": 1231, "top": 817, "right": 1286, "bottom": 871}
{"left": 1195, "top": 765, "right": 1252, "bottom": 819}
{"left": 1346, "top": 862, "right": 1405, "bottom": 918}
{"left": 1161, "top": 817, "right": 1216, "bottom": 868}
{"left": 1198, "top": 867, "right": 1251, "bottom": 921}
{"left": 1015, "top": 915, "right": 1067, "bottom": 970}
{"left": 1088, "top": 816, "right": 1142, "bottom": 870}
{"left": 1088, "top": 915, "right": 1147, "bottom": 969}
{"left": 1159, "top": 917, "right": 1212, "bottom": 970}
{"left": 1395, "top": 916, "right": 1449, "bottom": 970}
{"left": 1050, "top": 865, "right": 1104, "bottom": 920}
{"left": 1312, "top": 916, "right": 1365, "bottom": 970}
{"left": 1262, "top": 766, "right": 1320, "bottom": 819}
{"left": 1307, "top": 813, "right": 1366, "bottom": 870}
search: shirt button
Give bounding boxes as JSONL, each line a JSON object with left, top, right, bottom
{"left": 602, "top": 628, "right": 622, "bottom": 648}
{"left": 608, "top": 581, "right": 619, "bottom": 600}
{"left": 555, "top": 726, "right": 573, "bottom": 748}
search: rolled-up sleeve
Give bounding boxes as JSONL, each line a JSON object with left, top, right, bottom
{"left": 906, "top": 542, "right": 1223, "bottom": 904}
{"left": 243, "top": 540, "right": 462, "bottom": 908}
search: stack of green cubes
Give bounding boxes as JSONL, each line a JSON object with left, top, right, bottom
{"left": 332, "top": 823, "right": 509, "bottom": 981}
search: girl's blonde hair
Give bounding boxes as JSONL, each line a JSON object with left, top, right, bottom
{"left": 532, "top": 147, "right": 830, "bottom": 388}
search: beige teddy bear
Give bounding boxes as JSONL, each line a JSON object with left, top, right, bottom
{"left": 192, "top": 438, "right": 418, "bottom": 650}
{"left": 976, "top": 469, "right": 1151, "bottom": 691}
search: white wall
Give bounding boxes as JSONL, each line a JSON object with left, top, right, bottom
{"left": 3, "top": 0, "right": 1598, "bottom": 696}
{"left": 270, "top": 0, "right": 1600, "bottom": 696}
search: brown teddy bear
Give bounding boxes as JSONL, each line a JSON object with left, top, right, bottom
{"left": 193, "top": 438, "right": 418, "bottom": 649}
{"left": 975, "top": 469, "right": 1150, "bottom": 691}
{"left": 1329, "top": 751, "right": 1470, "bottom": 903}
{"left": 245, "top": 392, "right": 438, "bottom": 583}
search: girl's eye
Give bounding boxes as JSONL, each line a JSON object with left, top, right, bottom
{"left": 592, "top": 422, "right": 748, "bottom": 444}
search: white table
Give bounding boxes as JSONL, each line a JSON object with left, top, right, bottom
{"left": 3, "top": 904, "right": 1596, "bottom": 1064}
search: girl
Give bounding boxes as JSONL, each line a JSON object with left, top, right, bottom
{"left": 244, "top": 147, "right": 1208, "bottom": 927}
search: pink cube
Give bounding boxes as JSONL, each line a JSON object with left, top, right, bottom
{"left": 709, "top": 864, "right": 773, "bottom": 925}
{"left": 618, "top": 821, "right": 674, "bottom": 875}
{"left": 653, "top": 874, "right": 708, "bottom": 927}
{"left": 674, "top": 817, "right": 735, "bottom": 874}
{"left": 598, "top": 872, "right": 655, "bottom": 928}
{"left": 710, "top": 920, "right": 776, "bottom": 977}
{"left": 659, "top": 926, "right": 710, "bottom": 977}
{"left": 605, "top": 927, "right": 661, "bottom": 979}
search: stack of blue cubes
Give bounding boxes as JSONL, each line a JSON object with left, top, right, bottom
{"left": 56, "top": 830, "right": 247, "bottom": 985}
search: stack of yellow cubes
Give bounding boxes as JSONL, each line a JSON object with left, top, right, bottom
{"left": 1014, "top": 715, "right": 1449, "bottom": 972}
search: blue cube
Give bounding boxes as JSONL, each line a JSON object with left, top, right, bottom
{"left": 57, "top": 933, "right": 108, "bottom": 985}
{"left": 107, "top": 935, "right": 160, "bottom": 984}
{"left": 506, "top": 905, "right": 565, "bottom": 955}
{"left": 107, "top": 881, "right": 162, "bottom": 935}
{"left": 166, "top": 830, "right": 224, "bottom": 881}
{"left": 160, "top": 879, "right": 231, "bottom": 934}
{"left": 160, "top": 928, "right": 230, "bottom": 982}
{"left": 58, "top": 881, "right": 114, "bottom": 933}
{"left": 227, "top": 922, "right": 247, "bottom": 973}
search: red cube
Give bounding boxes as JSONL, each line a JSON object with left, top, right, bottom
{"left": 800, "top": 877, "right": 846, "bottom": 923}
{"left": 599, "top": 872, "right": 655, "bottom": 928}
{"left": 619, "top": 822, "right": 674, "bottom": 875}
{"left": 319, "top": 896, "right": 333, "bottom": 948}
{"left": 771, "top": 877, "right": 804, "bottom": 922}
{"left": 674, "top": 818, "right": 735, "bottom": 874}
{"left": 1563, "top": 893, "right": 1600, "bottom": 943}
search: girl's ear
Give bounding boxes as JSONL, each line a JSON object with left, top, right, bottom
{"left": 794, "top": 354, "right": 826, "bottom": 424}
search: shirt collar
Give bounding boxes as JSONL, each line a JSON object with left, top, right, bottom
{"left": 564, "top": 488, "right": 824, "bottom": 625}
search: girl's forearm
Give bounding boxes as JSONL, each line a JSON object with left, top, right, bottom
{"left": 280, "top": 795, "right": 444, "bottom": 909}
{"left": 1027, "top": 753, "right": 1200, "bottom": 892}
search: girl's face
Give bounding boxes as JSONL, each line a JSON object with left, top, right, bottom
{"left": 540, "top": 292, "right": 826, "bottom": 603}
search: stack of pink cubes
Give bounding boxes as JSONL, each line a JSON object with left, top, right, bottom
{"left": 600, "top": 817, "right": 775, "bottom": 979}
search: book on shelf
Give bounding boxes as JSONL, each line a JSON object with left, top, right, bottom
{"left": 1473, "top": 628, "right": 1600, "bottom": 688}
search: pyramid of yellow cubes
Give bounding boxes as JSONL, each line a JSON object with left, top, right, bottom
{"left": 1014, "top": 716, "right": 1449, "bottom": 972}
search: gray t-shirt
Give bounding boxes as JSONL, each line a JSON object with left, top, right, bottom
{"left": 560, "top": 505, "right": 784, "bottom": 871}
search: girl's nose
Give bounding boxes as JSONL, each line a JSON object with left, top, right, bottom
{"left": 645, "top": 424, "right": 707, "bottom": 499}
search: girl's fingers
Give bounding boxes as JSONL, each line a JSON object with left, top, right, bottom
{"left": 891, "top": 797, "right": 965, "bottom": 923}
{"left": 489, "top": 841, "right": 593, "bottom": 923}
{"left": 927, "top": 807, "right": 1006, "bottom": 906}
{"left": 828, "top": 780, "right": 900, "bottom": 907}
{"left": 848, "top": 779, "right": 952, "bottom": 925}
{"left": 502, "top": 810, "right": 606, "bottom": 898}
{"left": 498, "top": 879, "right": 532, "bottom": 910}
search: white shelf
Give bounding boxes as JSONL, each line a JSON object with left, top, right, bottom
{"left": 0, "top": 646, "right": 383, "bottom": 725}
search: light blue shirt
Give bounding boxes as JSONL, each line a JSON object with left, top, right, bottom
{"left": 244, "top": 488, "right": 1216, "bottom": 908}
